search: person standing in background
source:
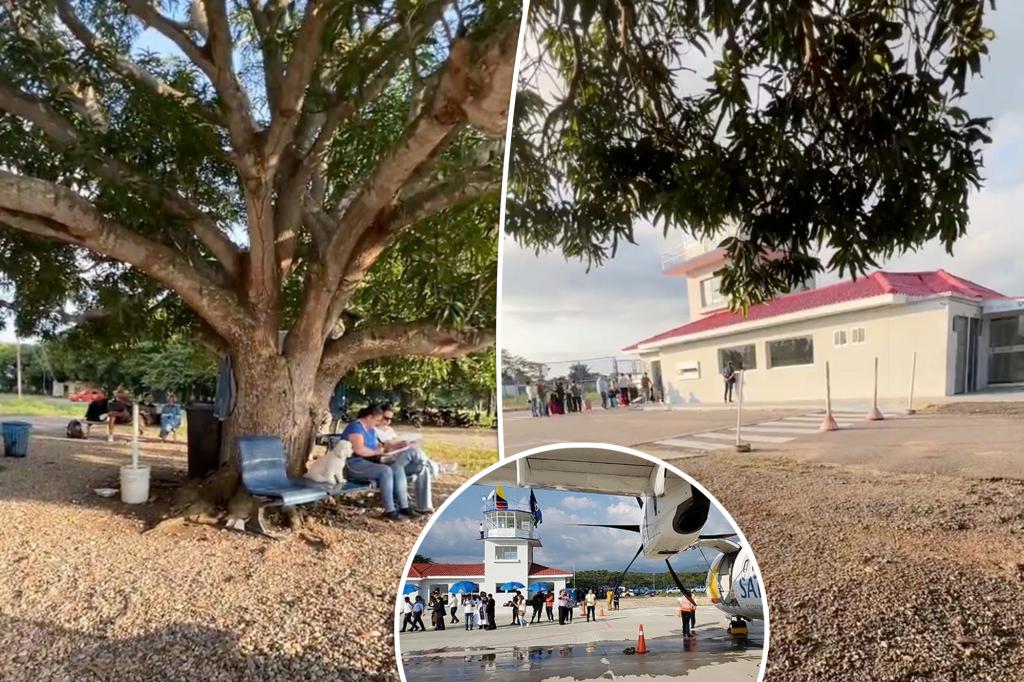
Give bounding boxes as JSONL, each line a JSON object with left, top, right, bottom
{"left": 536, "top": 380, "right": 550, "bottom": 416}
{"left": 585, "top": 589, "right": 597, "bottom": 622}
{"left": 526, "top": 381, "right": 538, "bottom": 417}
{"left": 641, "top": 372, "right": 653, "bottom": 401}
{"left": 486, "top": 593, "right": 497, "bottom": 630}
{"left": 596, "top": 374, "right": 609, "bottom": 409}
{"left": 723, "top": 361, "right": 737, "bottom": 403}
{"left": 400, "top": 597, "right": 414, "bottom": 632}
{"left": 619, "top": 374, "right": 631, "bottom": 406}
{"left": 545, "top": 590, "right": 555, "bottom": 621}
{"left": 450, "top": 594, "right": 460, "bottom": 624}
{"left": 411, "top": 596, "right": 426, "bottom": 632}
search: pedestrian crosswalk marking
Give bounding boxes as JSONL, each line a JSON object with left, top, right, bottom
{"left": 653, "top": 438, "right": 729, "bottom": 451}
{"left": 741, "top": 421, "right": 819, "bottom": 432}
{"left": 697, "top": 432, "right": 794, "bottom": 444}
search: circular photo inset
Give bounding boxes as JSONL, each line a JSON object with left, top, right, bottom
{"left": 395, "top": 444, "right": 768, "bottom": 681}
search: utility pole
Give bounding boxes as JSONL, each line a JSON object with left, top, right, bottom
{"left": 15, "top": 339, "right": 23, "bottom": 398}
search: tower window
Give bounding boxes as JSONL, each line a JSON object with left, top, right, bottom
{"left": 494, "top": 546, "right": 518, "bottom": 561}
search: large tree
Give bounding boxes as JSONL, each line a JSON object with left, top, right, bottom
{"left": 508, "top": 0, "right": 994, "bottom": 308}
{"left": 0, "top": 0, "right": 517, "bottom": 481}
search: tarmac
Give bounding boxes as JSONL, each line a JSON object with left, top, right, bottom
{"left": 398, "top": 602, "right": 764, "bottom": 681}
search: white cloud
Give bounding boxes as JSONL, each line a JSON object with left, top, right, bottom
{"left": 560, "top": 495, "right": 597, "bottom": 510}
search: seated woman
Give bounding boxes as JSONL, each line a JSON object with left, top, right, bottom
{"left": 341, "top": 404, "right": 420, "bottom": 522}
{"left": 159, "top": 393, "right": 183, "bottom": 441}
{"left": 376, "top": 403, "right": 435, "bottom": 514}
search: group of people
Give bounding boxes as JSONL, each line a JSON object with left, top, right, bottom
{"left": 335, "top": 403, "right": 436, "bottom": 522}
{"left": 526, "top": 372, "right": 661, "bottom": 417}
{"left": 81, "top": 386, "right": 183, "bottom": 441}
{"left": 400, "top": 587, "right": 627, "bottom": 633}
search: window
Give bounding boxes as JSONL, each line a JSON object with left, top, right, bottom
{"left": 718, "top": 345, "right": 756, "bottom": 371}
{"left": 700, "top": 276, "right": 727, "bottom": 308}
{"left": 494, "top": 545, "right": 518, "bottom": 561}
{"left": 767, "top": 336, "right": 814, "bottom": 368}
{"left": 851, "top": 327, "right": 866, "bottom": 344}
{"left": 991, "top": 316, "right": 1024, "bottom": 347}
{"left": 832, "top": 330, "right": 847, "bottom": 347}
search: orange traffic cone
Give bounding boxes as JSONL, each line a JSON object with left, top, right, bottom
{"left": 599, "top": 607, "right": 605, "bottom": 618}
{"left": 579, "top": 603, "right": 587, "bottom": 617}
{"left": 636, "top": 624, "right": 648, "bottom": 654}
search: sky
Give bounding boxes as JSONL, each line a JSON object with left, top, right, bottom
{"left": 501, "top": 4, "right": 1024, "bottom": 362}
{"left": 416, "top": 483, "right": 736, "bottom": 574}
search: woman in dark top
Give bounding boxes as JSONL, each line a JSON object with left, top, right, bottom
{"left": 341, "top": 405, "right": 418, "bottom": 522}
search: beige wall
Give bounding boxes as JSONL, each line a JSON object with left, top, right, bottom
{"left": 641, "top": 298, "right": 974, "bottom": 404}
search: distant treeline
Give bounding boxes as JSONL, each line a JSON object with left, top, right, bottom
{"left": 572, "top": 569, "right": 706, "bottom": 590}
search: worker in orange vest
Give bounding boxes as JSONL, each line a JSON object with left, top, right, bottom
{"left": 678, "top": 593, "right": 697, "bottom": 638}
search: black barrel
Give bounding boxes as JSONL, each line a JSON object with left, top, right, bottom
{"left": 185, "top": 403, "right": 222, "bottom": 478}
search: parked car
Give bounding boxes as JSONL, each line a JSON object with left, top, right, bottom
{"left": 69, "top": 389, "right": 105, "bottom": 403}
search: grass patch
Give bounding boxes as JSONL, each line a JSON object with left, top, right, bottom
{"left": 431, "top": 443, "right": 499, "bottom": 476}
{"left": 0, "top": 394, "right": 83, "bottom": 417}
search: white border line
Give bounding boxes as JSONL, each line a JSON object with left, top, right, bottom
{"left": 393, "top": 442, "right": 770, "bottom": 682}
{"left": 494, "top": 0, "right": 532, "bottom": 462}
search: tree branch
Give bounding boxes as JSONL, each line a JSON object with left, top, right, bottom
{"left": 0, "top": 82, "right": 242, "bottom": 281}
{"left": 122, "top": 0, "right": 259, "bottom": 173}
{"left": 319, "top": 320, "right": 495, "bottom": 377}
{"left": 54, "top": 0, "right": 221, "bottom": 126}
{"left": 263, "top": 0, "right": 331, "bottom": 166}
{"left": 283, "top": 20, "right": 518, "bottom": 357}
{"left": 0, "top": 173, "right": 252, "bottom": 343}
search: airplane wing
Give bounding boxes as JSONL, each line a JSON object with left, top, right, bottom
{"left": 479, "top": 448, "right": 658, "bottom": 497}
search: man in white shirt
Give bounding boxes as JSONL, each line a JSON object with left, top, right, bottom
{"left": 377, "top": 404, "right": 434, "bottom": 513}
{"left": 596, "top": 375, "right": 609, "bottom": 409}
{"left": 525, "top": 382, "right": 538, "bottom": 417}
{"left": 400, "top": 597, "right": 414, "bottom": 632}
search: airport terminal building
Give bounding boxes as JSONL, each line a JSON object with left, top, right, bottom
{"left": 406, "top": 507, "right": 572, "bottom": 598}
{"left": 627, "top": 239, "right": 1024, "bottom": 404}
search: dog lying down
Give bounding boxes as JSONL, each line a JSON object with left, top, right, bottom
{"left": 304, "top": 438, "right": 352, "bottom": 485}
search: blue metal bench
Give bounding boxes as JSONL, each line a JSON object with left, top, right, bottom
{"left": 237, "top": 436, "right": 373, "bottom": 536}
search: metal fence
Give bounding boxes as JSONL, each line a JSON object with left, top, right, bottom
{"left": 502, "top": 356, "right": 650, "bottom": 408}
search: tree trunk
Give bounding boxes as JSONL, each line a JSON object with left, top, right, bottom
{"left": 219, "top": 348, "right": 325, "bottom": 483}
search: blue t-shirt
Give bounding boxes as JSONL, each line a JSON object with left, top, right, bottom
{"left": 341, "top": 420, "right": 378, "bottom": 451}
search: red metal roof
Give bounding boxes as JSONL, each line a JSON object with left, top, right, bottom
{"left": 625, "top": 270, "right": 1006, "bottom": 350}
{"left": 407, "top": 562, "right": 572, "bottom": 579}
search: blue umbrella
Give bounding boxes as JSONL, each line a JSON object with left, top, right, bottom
{"left": 499, "top": 581, "right": 526, "bottom": 591}
{"left": 402, "top": 584, "right": 418, "bottom": 595}
{"left": 450, "top": 581, "right": 479, "bottom": 594}
{"left": 528, "top": 582, "right": 553, "bottom": 592}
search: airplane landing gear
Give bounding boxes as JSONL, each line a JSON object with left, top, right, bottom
{"left": 728, "top": 617, "right": 749, "bottom": 638}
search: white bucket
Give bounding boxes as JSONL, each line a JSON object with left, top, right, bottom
{"left": 120, "top": 464, "right": 151, "bottom": 504}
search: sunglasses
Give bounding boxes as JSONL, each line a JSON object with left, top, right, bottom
{"left": 382, "top": 415, "right": 393, "bottom": 422}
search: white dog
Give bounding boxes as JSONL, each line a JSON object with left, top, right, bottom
{"left": 304, "top": 439, "right": 352, "bottom": 485}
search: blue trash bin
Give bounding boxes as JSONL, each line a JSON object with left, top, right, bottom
{"left": 2, "top": 421, "right": 32, "bottom": 457}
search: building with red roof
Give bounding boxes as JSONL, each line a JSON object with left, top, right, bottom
{"left": 404, "top": 506, "right": 573, "bottom": 599}
{"left": 625, "top": 238, "right": 1024, "bottom": 403}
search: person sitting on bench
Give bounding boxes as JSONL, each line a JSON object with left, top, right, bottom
{"left": 105, "top": 386, "right": 134, "bottom": 442}
{"left": 160, "top": 392, "right": 183, "bottom": 441}
{"left": 83, "top": 395, "right": 108, "bottom": 438}
{"left": 377, "top": 403, "right": 435, "bottom": 514}
{"left": 341, "top": 404, "right": 420, "bottom": 522}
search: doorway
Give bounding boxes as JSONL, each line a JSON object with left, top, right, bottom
{"left": 952, "top": 315, "right": 981, "bottom": 394}
{"left": 650, "top": 360, "right": 664, "bottom": 402}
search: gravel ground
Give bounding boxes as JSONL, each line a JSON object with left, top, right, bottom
{"left": 660, "top": 452, "right": 1024, "bottom": 682}
{"left": 0, "top": 431, "right": 494, "bottom": 682}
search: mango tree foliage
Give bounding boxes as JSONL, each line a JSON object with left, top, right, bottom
{"left": 508, "top": 0, "right": 994, "bottom": 308}
{"left": 0, "top": 0, "right": 518, "bottom": 477}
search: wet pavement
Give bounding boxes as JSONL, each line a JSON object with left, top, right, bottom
{"left": 401, "top": 622, "right": 764, "bottom": 680}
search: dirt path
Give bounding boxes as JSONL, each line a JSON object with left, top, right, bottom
{"left": 655, "top": 451, "right": 1024, "bottom": 681}
{"left": 0, "top": 433, "right": 492, "bottom": 682}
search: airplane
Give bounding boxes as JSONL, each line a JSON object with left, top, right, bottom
{"left": 478, "top": 447, "right": 764, "bottom": 632}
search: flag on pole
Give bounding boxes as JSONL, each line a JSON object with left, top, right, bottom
{"left": 529, "top": 489, "right": 542, "bottom": 526}
{"left": 495, "top": 486, "right": 508, "bottom": 510}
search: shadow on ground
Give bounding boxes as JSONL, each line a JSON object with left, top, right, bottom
{"left": 0, "top": 615, "right": 388, "bottom": 682}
